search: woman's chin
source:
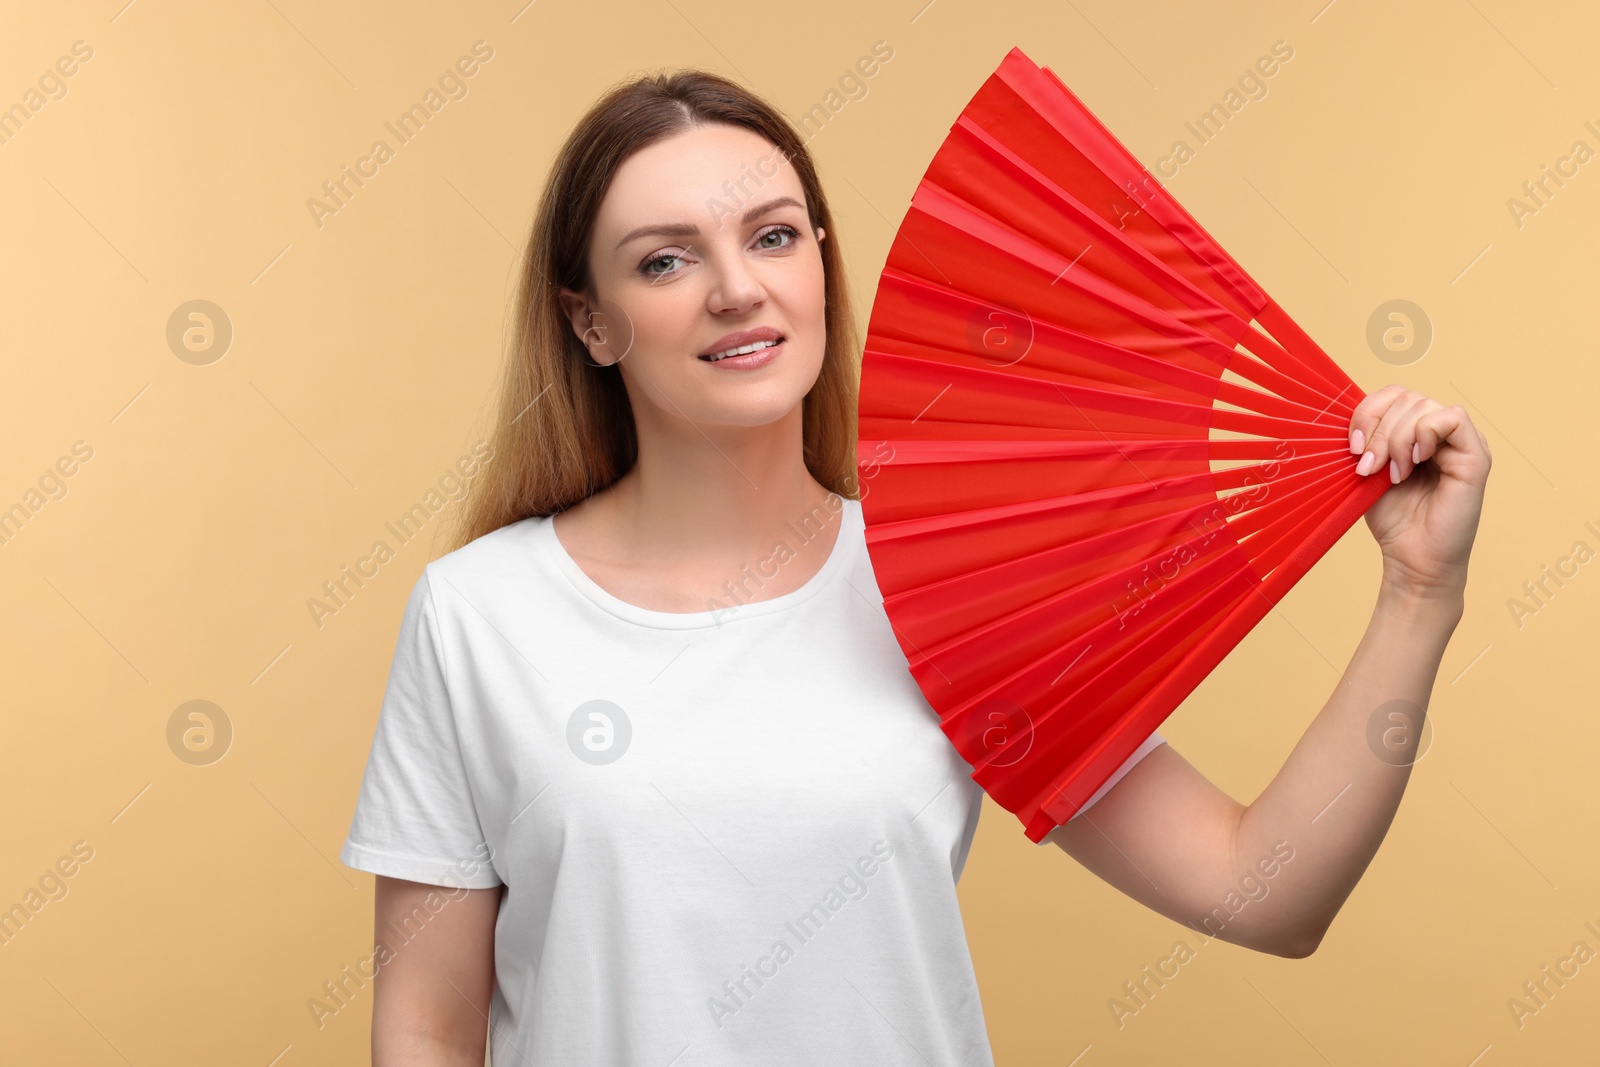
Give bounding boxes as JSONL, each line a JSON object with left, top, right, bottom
{"left": 681, "top": 390, "right": 812, "bottom": 430}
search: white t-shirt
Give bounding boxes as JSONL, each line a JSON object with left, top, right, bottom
{"left": 340, "top": 494, "right": 1165, "bottom": 1065}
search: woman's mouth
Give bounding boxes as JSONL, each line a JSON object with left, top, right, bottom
{"left": 699, "top": 336, "right": 785, "bottom": 368}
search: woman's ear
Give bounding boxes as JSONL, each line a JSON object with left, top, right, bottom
{"left": 815, "top": 226, "right": 826, "bottom": 245}
{"left": 556, "top": 286, "right": 629, "bottom": 367}
{"left": 557, "top": 287, "right": 593, "bottom": 348}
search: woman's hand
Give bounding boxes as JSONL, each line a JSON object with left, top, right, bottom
{"left": 1348, "top": 385, "right": 1492, "bottom": 600}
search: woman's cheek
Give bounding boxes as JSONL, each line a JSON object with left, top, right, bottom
{"left": 624, "top": 299, "right": 689, "bottom": 367}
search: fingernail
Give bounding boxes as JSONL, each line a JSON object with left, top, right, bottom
{"left": 1356, "top": 450, "right": 1376, "bottom": 476}
{"left": 1350, "top": 429, "right": 1364, "bottom": 455}
{"left": 1412, "top": 442, "right": 1420, "bottom": 464}
{"left": 1390, "top": 459, "right": 1400, "bottom": 484}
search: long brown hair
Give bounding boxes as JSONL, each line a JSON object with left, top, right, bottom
{"left": 446, "top": 69, "right": 861, "bottom": 553}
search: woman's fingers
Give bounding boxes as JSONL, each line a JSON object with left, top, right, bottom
{"left": 1350, "top": 386, "right": 1436, "bottom": 483}
{"left": 1348, "top": 383, "right": 1405, "bottom": 461}
{"left": 1388, "top": 395, "right": 1438, "bottom": 483}
{"left": 1412, "top": 403, "right": 1493, "bottom": 480}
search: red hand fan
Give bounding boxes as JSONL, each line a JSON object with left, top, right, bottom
{"left": 857, "top": 46, "right": 1390, "bottom": 843}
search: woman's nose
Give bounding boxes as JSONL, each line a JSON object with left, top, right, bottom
{"left": 706, "top": 249, "right": 766, "bottom": 313}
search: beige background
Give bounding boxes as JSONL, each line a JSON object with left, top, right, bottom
{"left": 2, "top": 0, "right": 1596, "bottom": 1062}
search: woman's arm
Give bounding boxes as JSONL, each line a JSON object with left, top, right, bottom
{"left": 1047, "top": 581, "right": 1460, "bottom": 957}
{"left": 372, "top": 875, "right": 501, "bottom": 1066}
{"left": 1048, "top": 389, "right": 1488, "bottom": 957}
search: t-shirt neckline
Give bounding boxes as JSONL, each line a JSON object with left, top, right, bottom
{"left": 537, "top": 496, "right": 862, "bottom": 630}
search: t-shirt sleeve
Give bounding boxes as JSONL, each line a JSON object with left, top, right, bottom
{"left": 1034, "top": 730, "right": 1167, "bottom": 843}
{"left": 339, "top": 568, "right": 503, "bottom": 889}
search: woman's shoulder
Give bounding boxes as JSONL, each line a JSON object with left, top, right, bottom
{"left": 420, "top": 513, "right": 552, "bottom": 607}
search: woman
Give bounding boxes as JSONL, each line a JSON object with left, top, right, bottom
{"left": 339, "top": 68, "right": 1489, "bottom": 1065}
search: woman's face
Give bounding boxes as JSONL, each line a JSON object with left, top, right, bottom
{"left": 559, "top": 123, "right": 829, "bottom": 432}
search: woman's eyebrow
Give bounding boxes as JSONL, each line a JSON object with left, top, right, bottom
{"left": 614, "top": 195, "right": 806, "bottom": 250}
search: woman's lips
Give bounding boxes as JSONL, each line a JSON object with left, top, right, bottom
{"left": 699, "top": 338, "right": 784, "bottom": 369}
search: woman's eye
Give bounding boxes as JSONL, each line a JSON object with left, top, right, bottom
{"left": 756, "top": 225, "right": 798, "bottom": 250}
{"left": 640, "top": 252, "right": 683, "bottom": 275}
